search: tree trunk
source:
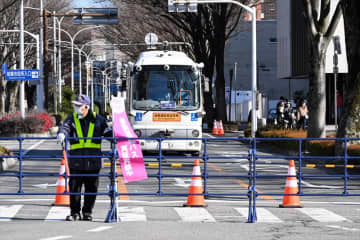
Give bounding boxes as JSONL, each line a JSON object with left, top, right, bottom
{"left": 335, "top": 1, "right": 360, "bottom": 154}
{"left": 214, "top": 7, "right": 227, "bottom": 123}
{"left": 307, "top": 40, "right": 327, "bottom": 138}
{"left": 7, "top": 81, "right": 19, "bottom": 113}
{"left": 0, "top": 76, "right": 6, "bottom": 114}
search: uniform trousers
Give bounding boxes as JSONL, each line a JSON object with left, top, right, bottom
{"left": 69, "top": 169, "right": 100, "bottom": 215}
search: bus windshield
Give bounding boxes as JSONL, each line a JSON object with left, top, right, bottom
{"left": 132, "top": 65, "right": 200, "bottom": 111}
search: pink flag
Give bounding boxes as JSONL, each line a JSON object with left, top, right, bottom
{"left": 111, "top": 97, "right": 147, "bottom": 183}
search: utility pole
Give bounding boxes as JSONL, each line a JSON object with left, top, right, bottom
{"left": 19, "top": 0, "right": 25, "bottom": 118}
{"left": 43, "top": 9, "right": 50, "bottom": 110}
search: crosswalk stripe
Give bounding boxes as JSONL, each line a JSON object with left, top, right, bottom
{"left": 0, "top": 205, "right": 23, "bottom": 221}
{"left": 235, "top": 208, "right": 282, "bottom": 223}
{"left": 87, "top": 226, "right": 113, "bottom": 232}
{"left": 297, "top": 208, "right": 350, "bottom": 222}
{"left": 174, "top": 208, "right": 216, "bottom": 222}
{"left": 118, "top": 207, "right": 147, "bottom": 222}
{"left": 45, "top": 207, "right": 69, "bottom": 221}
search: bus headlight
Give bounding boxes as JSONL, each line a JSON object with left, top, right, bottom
{"left": 134, "top": 130, "right": 142, "bottom": 137}
{"left": 192, "top": 130, "right": 200, "bottom": 137}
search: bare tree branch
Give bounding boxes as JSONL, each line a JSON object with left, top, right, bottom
{"left": 303, "top": 0, "right": 319, "bottom": 36}
{"left": 324, "top": 0, "right": 342, "bottom": 40}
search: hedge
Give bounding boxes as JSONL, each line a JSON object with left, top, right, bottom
{"left": 244, "top": 128, "right": 360, "bottom": 160}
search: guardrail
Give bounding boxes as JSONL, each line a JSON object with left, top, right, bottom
{"left": 0, "top": 136, "right": 359, "bottom": 223}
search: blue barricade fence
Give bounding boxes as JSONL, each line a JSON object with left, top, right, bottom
{"left": 0, "top": 136, "right": 359, "bottom": 223}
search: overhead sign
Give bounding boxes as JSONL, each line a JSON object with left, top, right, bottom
{"left": 5, "top": 69, "right": 40, "bottom": 81}
{"left": 73, "top": 8, "right": 118, "bottom": 25}
{"left": 168, "top": 0, "right": 198, "bottom": 13}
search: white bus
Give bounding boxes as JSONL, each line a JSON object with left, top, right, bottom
{"left": 127, "top": 50, "right": 205, "bottom": 156}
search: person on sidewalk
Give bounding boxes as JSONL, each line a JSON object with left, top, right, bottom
{"left": 57, "top": 94, "right": 111, "bottom": 221}
{"left": 296, "top": 99, "right": 309, "bottom": 130}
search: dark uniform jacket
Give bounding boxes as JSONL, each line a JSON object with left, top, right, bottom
{"left": 58, "top": 110, "right": 111, "bottom": 171}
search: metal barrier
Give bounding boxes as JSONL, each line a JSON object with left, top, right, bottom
{"left": 0, "top": 136, "right": 359, "bottom": 223}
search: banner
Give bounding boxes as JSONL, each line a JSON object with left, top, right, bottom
{"left": 111, "top": 97, "right": 147, "bottom": 183}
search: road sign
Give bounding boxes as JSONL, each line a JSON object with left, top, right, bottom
{"left": 168, "top": 0, "right": 198, "bottom": 13}
{"left": 5, "top": 69, "right": 40, "bottom": 81}
{"left": 74, "top": 71, "right": 79, "bottom": 80}
{"left": 2, "top": 63, "right": 7, "bottom": 74}
{"left": 73, "top": 8, "right": 118, "bottom": 25}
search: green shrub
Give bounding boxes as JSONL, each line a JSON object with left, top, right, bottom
{"left": 0, "top": 112, "right": 54, "bottom": 136}
{"left": 0, "top": 145, "right": 11, "bottom": 155}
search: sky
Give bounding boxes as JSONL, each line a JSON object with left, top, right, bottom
{"left": 71, "top": 0, "right": 113, "bottom": 8}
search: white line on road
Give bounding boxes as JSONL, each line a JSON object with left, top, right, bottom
{"left": 118, "top": 207, "right": 147, "bottom": 222}
{"left": 87, "top": 226, "right": 113, "bottom": 232}
{"left": 39, "top": 236, "right": 72, "bottom": 240}
{"left": 326, "top": 225, "right": 360, "bottom": 232}
{"left": 2, "top": 198, "right": 360, "bottom": 205}
{"left": 45, "top": 207, "right": 69, "bottom": 221}
{"left": 174, "top": 208, "right": 215, "bottom": 222}
{"left": 235, "top": 208, "right": 282, "bottom": 223}
{"left": 173, "top": 178, "right": 191, "bottom": 188}
{"left": 24, "top": 139, "right": 46, "bottom": 155}
{"left": 297, "top": 208, "right": 350, "bottom": 222}
{"left": 0, "top": 205, "right": 22, "bottom": 221}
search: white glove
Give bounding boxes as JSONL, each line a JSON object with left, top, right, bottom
{"left": 57, "top": 133, "right": 66, "bottom": 144}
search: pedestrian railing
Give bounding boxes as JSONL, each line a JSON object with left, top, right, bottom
{"left": 0, "top": 136, "right": 359, "bottom": 223}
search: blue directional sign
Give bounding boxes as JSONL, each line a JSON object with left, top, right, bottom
{"left": 5, "top": 69, "right": 40, "bottom": 81}
{"left": 2, "top": 63, "right": 7, "bottom": 74}
{"left": 74, "top": 71, "right": 79, "bottom": 80}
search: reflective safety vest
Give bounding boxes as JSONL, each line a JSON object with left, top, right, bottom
{"left": 70, "top": 112, "right": 101, "bottom": 150}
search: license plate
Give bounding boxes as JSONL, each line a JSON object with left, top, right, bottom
{"left": 153, "top": 112, "right": 181, "bottom": 122}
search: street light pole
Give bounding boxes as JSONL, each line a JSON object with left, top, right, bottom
{"left": 19, "top": 0, "right": 25, "bottom": 118}
{"left": 71, "top": 26, "right": 102, "bottom": 92}
{"left": 52, "top": 11, "right": 58, "bottom": 114}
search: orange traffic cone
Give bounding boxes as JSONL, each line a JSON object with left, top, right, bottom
{"left": 212, "top": 120, "right": 218, "bottom": 135}
{"left": 52, "top": 158, "right": 70, "bottom": 206}
{"left": 279, "top": 160, "right": 302, "bottom": 208}
{"left": 218, "top": 120, "right": 224, "bottom": 135}
{"left": 183, "top": 159, "right": 206, "bottom": 207}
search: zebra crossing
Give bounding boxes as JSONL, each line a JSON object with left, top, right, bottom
{"left": 0, "top": 204, "right": 355, "bottom": 223}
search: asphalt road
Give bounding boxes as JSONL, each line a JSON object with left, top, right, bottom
{"left": 0, "top": 133, "right": 359, "bottom": 240}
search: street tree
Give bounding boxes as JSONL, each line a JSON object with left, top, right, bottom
{"left": 99, "top": 0, "right": 246, "bottom": 124}
{"left": 336, "top": 2, "right": 360, "bottom": 142}
{"left": 302, "top": 0, "right": 343, "bottom": 138}
{"left": 0, "top": 0, "right": 71, "bottom": 114}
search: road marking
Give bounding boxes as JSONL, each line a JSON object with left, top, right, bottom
{"left": 297, "top": 208, "right": 350, "bottom": 222}
{"left": 174, "top": 208, "right": 215, "bottom": 222}
{"left": 173, "top": 178, "right": 191, "bottom": 188}
{"left": 326, "top": 225, "right": 360, "bottom": 232}
{"left": 45, "top": 207, "right": 69, "bottom": 221}
{"left": 39, "top": 236, "right": 72, "bottom": 240}
{"left": 0, "top": 205, "right": 22, "bottom": 221}
{"left": 118, "top": 207, "right": 146, "bottom": 222}
{"left": 24, "top": 139, "right": 46, "bottom": 155}
{"left": 235, "top": 208, "right": 282, "bottom": 223}
{"left": 32, "top": 183, "right": 58, "bottom": 189}
{"left": 116, "top": 163, "right": 130, "bottom": 201}
{"left": 203, "top": 133, "right": 215, "bottom": 138}
{"left": 87, "top": 226, "right": 113, "bottom": 232}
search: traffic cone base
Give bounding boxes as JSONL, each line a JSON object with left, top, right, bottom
{"left": 183, "top": 159, "right": 206, "bottom": 207}
{"left": 279, "top": 160, "right": 302, "bottom": 208}
{"left": 52, "top": 158, "right": 70, "bottom": 206}
{"left": 212, "top": 120, "right": 218, "bottom": 135}
{"left": 218, "top": 120, "right": 224, "bottom": 135}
